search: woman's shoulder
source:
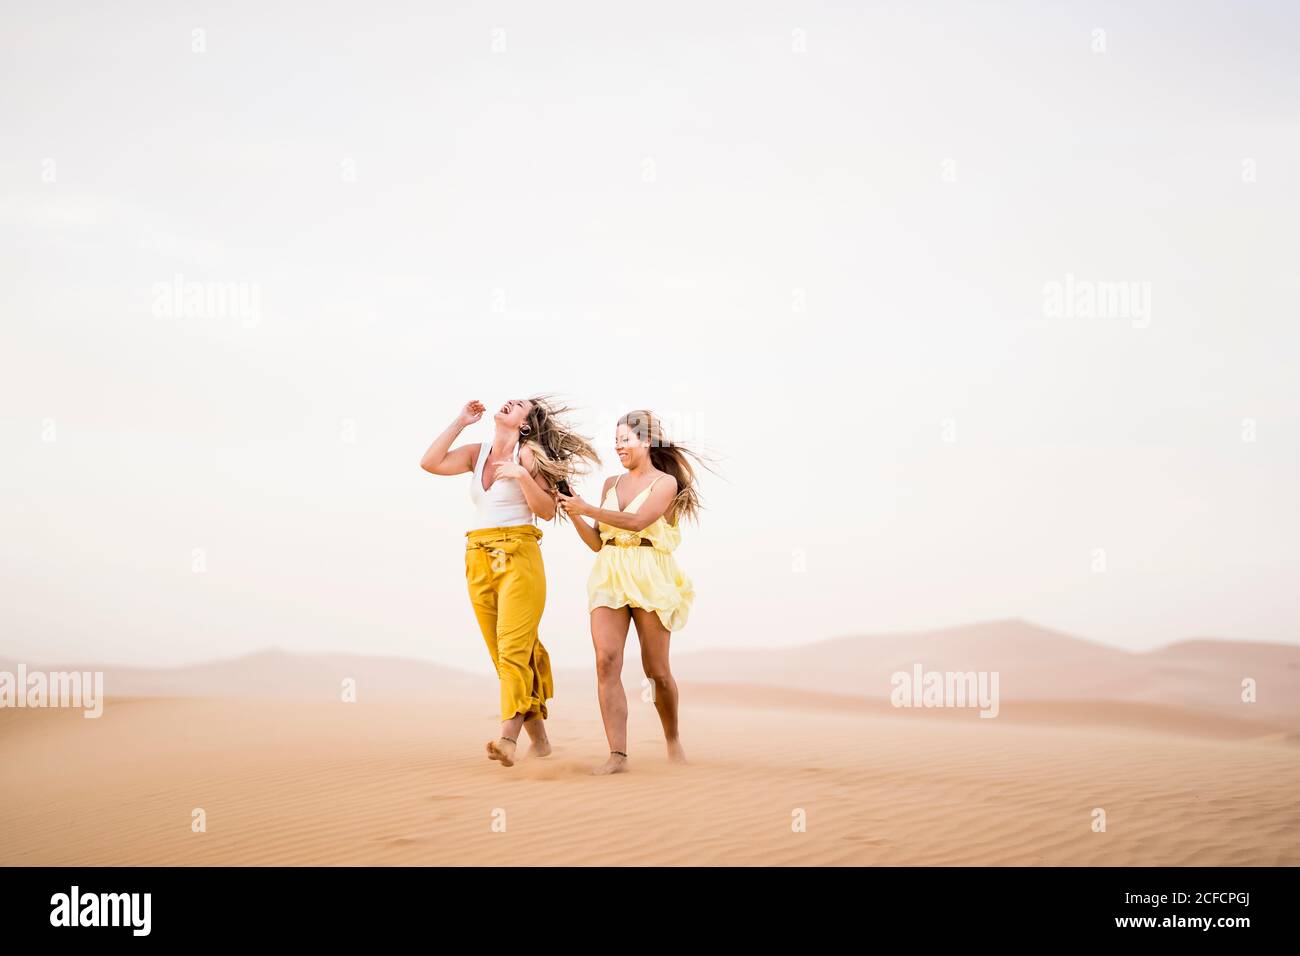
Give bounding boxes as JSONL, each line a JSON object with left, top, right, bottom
{"left": 651, "top": 469, "right": 678, "bottom": 490}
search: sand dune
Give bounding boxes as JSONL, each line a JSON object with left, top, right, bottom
{"left": 0, "top": 650, "right": 482, "bottom": 701}
{"left": 670, "top": 620, "right": 1300, "bottom": 724}
{"left": 2, "top": 692, "right": 1296, "bottom": 866}
{"left": 682, "top": 683, "right": 1296, "bottom": 740}
{"left": 9, "top": 620, "right": 1295, "bottom": 728}
{"left": 4, "top": 621, "right": 1297, "bottom": 865}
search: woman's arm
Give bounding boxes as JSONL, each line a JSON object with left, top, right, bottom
{"left": 560, "top": 474, "right": 678, "bottom": 533}
{"left": 567, "top": 477, "right": 615, "bottom": 552}
{"left": 494, "top": 447, "right": 557, "bottom": 520}
{"left": 420, "top": 401, "right": 484, "bottom": 475}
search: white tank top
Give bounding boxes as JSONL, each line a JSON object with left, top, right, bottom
{"left": 470, "top": 441, "right": 536, "bottom": 530}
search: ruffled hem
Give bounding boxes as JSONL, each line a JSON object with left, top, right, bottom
{"left": 588, "top": 592, "right": 691, "bottom": 632}
{"left": 587, "top": 549, "right": 694, "bottom": 632}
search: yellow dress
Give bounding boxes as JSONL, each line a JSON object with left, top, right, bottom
{"left": 587, "top": 476, "right": 694, "bottom": 631}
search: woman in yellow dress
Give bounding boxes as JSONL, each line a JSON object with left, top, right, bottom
{"left": 558, "top": 410, "right": 705, "bottom": 775}
{"left": 420, "top": 397, "right": 599, "bottom": 768}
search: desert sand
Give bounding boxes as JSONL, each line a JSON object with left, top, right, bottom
{"left": 2, "top": 621, "right": 1297, "bottom": 866}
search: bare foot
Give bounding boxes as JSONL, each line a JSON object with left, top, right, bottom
{"left": 667, "top": 739, "right": 687, "bottom": 764}
{"left": 523, "top": 718, "right": 552, "bottom": 758}
{"left": 486, "top": 738, "right": 517, "bottom": 767}
{"left": 591, "top": 753, "right": 629, "bottom": 775}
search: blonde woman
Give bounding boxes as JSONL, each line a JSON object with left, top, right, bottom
{"left": 558, "top": 410, "right": 704, "bottom": 775}
{"left": 420, "top": 397, "right": 599, "bottom": 768}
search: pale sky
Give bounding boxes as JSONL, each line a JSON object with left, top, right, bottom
{"left": 2, "top": 0, "right": 1298, "bottom": 671}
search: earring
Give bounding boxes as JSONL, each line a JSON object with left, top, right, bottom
{"left": 520, "top": 425, "right": 531, "bottom": 436}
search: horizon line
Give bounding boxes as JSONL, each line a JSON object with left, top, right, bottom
{"left": 4, "top": 617, "right": 1296, "bottom": 673}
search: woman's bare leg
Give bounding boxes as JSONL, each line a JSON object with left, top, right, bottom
{"left": 632, "top": 608, "right": 686, "bottom": 764}
{"left": 486, "top": 711, "right": 528, "bottom": 766}
{"left": 591, "top": 606, "right": 632, "bottom": 774}
{"left": 521, "top": 714, "right": 551, "bottom": 757}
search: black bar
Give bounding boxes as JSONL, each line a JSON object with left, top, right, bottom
{"left": 0, "top": 866, "right": 1282, "bottom": 942}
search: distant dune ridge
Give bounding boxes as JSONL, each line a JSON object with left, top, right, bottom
{"left": 3, "top": 620, "right": 1298, "bottom": 866}
{"left": 668, "top": 620, "right": 1300, "bottom": 725}
{"left": 0, "top": 649, "right": 485, "bottom": 702}
{"left": 6, "top": 620, "right": 1295, "bottom": 725}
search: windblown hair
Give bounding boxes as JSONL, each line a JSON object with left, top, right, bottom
{"left": 521, "top": 394, "right": 601, "bottom": 491}
{"left": 618, "top": 409, "right": 712, "bottom": 525}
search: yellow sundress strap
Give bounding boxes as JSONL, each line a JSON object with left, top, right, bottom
{"left": 605, "top": 476, "right": 665, "bottom": 520}
{"left": 623, "top": 474, "right": 664, "bottom": 511}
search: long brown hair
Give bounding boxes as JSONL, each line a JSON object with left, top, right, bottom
{"left": 618, "top": 409, "right": 711, "bottom": 525}
{"left": 521, "top": 394, "right": 601, "bottom": 490}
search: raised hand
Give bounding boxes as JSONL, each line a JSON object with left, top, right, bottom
{"left": 458, "top": 400, "right": 485, "bottom": 427}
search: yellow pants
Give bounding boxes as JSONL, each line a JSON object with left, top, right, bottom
{"left": 465, "top": 525, "right": 553, "bottom": 721}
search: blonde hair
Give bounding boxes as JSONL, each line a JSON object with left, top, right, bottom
{"left": 617, "top": 410, "right": 710, "bottom": 525}
{"left": 521, "top": 394, "right": 601, "bottom": 490}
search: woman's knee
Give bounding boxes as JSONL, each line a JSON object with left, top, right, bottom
{"left": 596, "top": 650, "right": 625, "bottom": 680}
{"left": 641, "top": 658, "right": 673, "bottom": 686}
